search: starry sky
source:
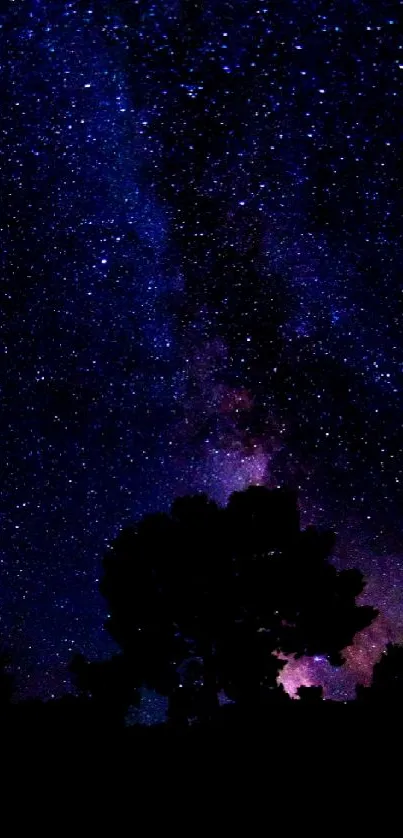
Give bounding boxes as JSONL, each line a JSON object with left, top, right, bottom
{"left": 1, "top": 0, "right": 403, "bottom": 708}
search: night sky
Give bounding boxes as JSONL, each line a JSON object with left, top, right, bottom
{"left": 2, "top": 0, "right": 403, "bottom": 712}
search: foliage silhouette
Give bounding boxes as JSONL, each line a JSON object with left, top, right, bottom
{"left": 69, "top": 652, "right": 139, "bottom": 727}
{"left": 0, "top": 645, "right": 13, "bottom": 709}
{"left": 297, "top": 685, "right": 324, "bottom": 703}
{"left": 99, "top": 486, "right": 377, "bottom": 725}
{"left": 356, "top": 643, "right": 403, "bottom": 705}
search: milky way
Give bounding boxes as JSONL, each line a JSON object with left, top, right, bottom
{"left": 1, "top": 0, "right": 403, "bottom": 705}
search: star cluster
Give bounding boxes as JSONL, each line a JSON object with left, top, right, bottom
{"left": 1, "top": 0, "right": 403, "bottom": 702}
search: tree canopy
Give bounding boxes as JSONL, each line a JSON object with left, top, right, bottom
{"left": 99, "top": 486, "right": 377, "bottom": 723}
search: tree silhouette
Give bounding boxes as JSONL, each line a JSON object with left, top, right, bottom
{"left": 100, "top": 486, "right": 377, "bottom": 725}
{"left": 356, "top": 643, "right": 403, "bottom": 705}
{"left": 69, "top": 652, "right": 139, "bottom": 728}
{"left": 0, "top": 646, "right": 13, "bottom": 709}
{"left": 297, "top": 685, "right": 324, "bottom": 704}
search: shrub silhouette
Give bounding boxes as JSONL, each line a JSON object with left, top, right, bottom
{"left": 356, "top": 643, "right": 403, "bottom": 705}
{"left": 0, "top": 646, "right": 13, "bottom": 709}
{"left": 69, "top": 652, "right": 139, "bottom": 728}
{"left": 99, "top": 486, "right": 377, "bottom": 724}
{"left": 297, "top": 685, "right": 324, "bottom": 703}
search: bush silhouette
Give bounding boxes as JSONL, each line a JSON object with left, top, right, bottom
{"left": 99, "top": 486, "right": 377, "bottom": 724}
{"left": 69, "top": 652, "right": 139, "bottom": 728}
{"left": 297, "top": 685, "right": 324, "bottom": 703}
{"left": 356, "top": 643, "right": 403, "bottom": 705}
{"left": 0, "top": 646, "right": 13, "bottom": 709}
